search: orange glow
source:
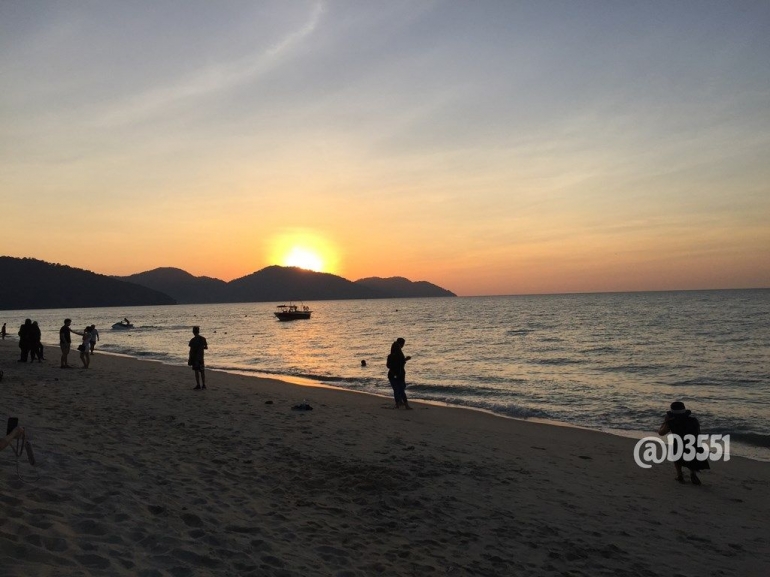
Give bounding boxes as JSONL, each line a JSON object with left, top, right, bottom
{"left": 267, "top": 230, "right": 339, "bottom": 274}
{"left": 284, "top": 247, "right": 323, "bottom": 272}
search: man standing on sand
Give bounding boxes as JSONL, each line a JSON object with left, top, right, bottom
{"left": 59, "top": 318, "right": 82, "bottom": 369}
{"left": 1, "top": 323, "right": 6, "bottom": 340}
{"left": 188, "top": 326, "right": 208, "bottom": 390}
{"left": 387, "top": 337, "right": 412, "bottom": 409}
{"left": 17, "top": 319, "right": 32, "bottom": 362}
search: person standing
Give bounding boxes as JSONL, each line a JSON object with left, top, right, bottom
{"left": 387, "top": 337, "right": 412, "bottom": 409}
{"left": 78, "top": 326, "right": 92, "bottom": 368}
{"left": 1, "top": 323, "right": 6, "bottom": 340}
{"left": 188, "top": 326, "right": 208, "bottom": 390}
{"left": 59, "top": 318, "right": 82, "bottom": 369}
{"left": 17, "top": 319, "right": 32, "bottom": 362}
{"left": 89, "top": 325, "right": 100, "bottom": 353}
{"left": 29, "top": 321, "right": 43, "bottom": 362}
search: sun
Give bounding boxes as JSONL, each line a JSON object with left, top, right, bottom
{"left": 268, "top": 230, "right": 339, "bottom": 274}
{"left": 284, "top": 247, "right": 324, "bottom": 272}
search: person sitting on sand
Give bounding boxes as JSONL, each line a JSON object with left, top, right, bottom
{"left": 387, "top": 337, "right": 412, "bottom": 409}
{"left": 188, "top": 326, "right": 208, "bottom": 390}
{"left": 658, "top": 401, "right": 710, "bottom": 485}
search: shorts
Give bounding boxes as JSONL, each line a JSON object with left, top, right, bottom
{"left": 60, "top": 342, "right": 70, "bottom": 354}
{"left": 191, "top": 361, "right": 204, "bottom": 371}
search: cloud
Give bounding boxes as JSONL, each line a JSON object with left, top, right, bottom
{"left": 95, "top": 2, "right": 324, "bottom": 127}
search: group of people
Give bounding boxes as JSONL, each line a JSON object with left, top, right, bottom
{"left": 16, "top": 319, "right": 45, "bottom": 362}
{"left": 59, "top": 319, "right": 99, "bottom": 369}
{"left": 9, "top": 318, "right": 101, "bottom": 368}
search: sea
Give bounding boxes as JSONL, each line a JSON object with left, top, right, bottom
{"left": 4, "top": 289, "right": 769, "bottom": 461}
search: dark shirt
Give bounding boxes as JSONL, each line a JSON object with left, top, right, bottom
{"left": 188, "top": 335, "right": 208, "bottom": 364}
{"left": 388, "top": 341, "right": 407, "bottom": 379}
{"left": 59, "top": 325, "right": 71, "bottom": 344}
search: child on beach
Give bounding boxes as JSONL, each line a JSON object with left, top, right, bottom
{"left": 79, "top": 326, "right": 92, "bottom": 368}
{"left": 188, "top": 326, "right": 208, "bottom": 390}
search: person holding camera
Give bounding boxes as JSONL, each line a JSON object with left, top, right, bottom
{"left": 387, "top": 337, "right": 412, "bottom": 409}
{"left": 658, "top": 401, "right": 710, "bottom": 485}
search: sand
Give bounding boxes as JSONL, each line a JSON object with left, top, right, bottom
{"left": 1, "top": 338, "right": 769, "bottom": 576}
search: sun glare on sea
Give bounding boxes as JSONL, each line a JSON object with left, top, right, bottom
{"left": 284, "top": 247, "right": 324, "bottom": 272}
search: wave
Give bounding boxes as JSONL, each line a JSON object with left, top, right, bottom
{"left": 506, "top": 329, "right": 534, "bottom": 336}
{"left": 598, "top": 364, "right": 665, "bottom": 374}
{"left": 530, "top": 357, "right": 583, "bottom": 366}
{"left": 730, "top": 432, "right": 770, "bottom": 449}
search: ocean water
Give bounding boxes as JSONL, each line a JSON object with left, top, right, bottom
{"left": 4, "top": 289, "right": 769, "bottom": 460}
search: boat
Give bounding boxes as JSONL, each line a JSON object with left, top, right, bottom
{"left": 111, "top": 320, "right": 134, "bottom": 329}
{"left": 274, "top": 304, "right": 312, "bottom": 321}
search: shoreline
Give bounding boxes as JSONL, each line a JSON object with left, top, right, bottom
{"left": 18, "top": 338, "right": 770, "bottom": 463}
{"left": 2, "top": 338, "right": 770, "bottom": 575}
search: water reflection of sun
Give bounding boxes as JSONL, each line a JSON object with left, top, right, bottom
{"left": 269, "top": 231, "right": 338, "bottom": 274}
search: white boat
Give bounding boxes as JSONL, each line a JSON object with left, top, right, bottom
{"left": 274, "top": 304, "right": 312, "bottom": 321}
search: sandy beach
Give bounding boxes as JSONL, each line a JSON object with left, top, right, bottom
{"left": 1, "top": 338, "right": 768, "bottom": 576}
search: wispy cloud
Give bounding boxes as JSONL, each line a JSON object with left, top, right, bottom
{"left": 95, "top": 2, "right": 324, "bottom": 127}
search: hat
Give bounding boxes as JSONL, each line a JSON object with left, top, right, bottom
{"left": 669, "top": 401, "right": 687, "bottom": 414}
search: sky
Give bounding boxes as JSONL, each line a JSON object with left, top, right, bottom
{"left": 1, "top": 1, "right": 769, "bottom": 296}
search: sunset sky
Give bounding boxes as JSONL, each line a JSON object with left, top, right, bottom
{"left": 2, "top": 1, "right": 768, "bottom": 296}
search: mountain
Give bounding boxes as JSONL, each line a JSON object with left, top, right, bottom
{"left": 0, "top": 257, "right": 176, "bottom": 310}
{"left": 121, "top": 267, "right": 229, "bottom": 304}
{"left": 119, "top": 266, "right": 457, "bottom": 303}
{"left": 354, "top": 276, "right": 456, "bottom": 298}
{"left": 226, "top": 266, "right": 380, "bottom": 302}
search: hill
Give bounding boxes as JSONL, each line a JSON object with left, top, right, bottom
{"left": 121, "top": 268, "right": 229, "bottom": 304}
{"left": 119, "top": 266, "right": 456, "bottom": 303}
{"left": 0, "top": 257, "right": 176, "bottom": 310}
{"left": 226, "top": 266, "right": 380, "bottom": 302}
{"left": 354, "top": 276, "right": 456, "bottom": 298}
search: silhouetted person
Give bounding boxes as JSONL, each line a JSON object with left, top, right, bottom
{"left": 79, "top": 326, "right": 92, "bottom": 368}
{"left": 59, "top": 318, "right": 83, "bottom": 369}
{"left": 17, "top": 319, "right": 32, "bottom": 362}
{"left": 658, "top": 401, "right": 710, "bottom": 485}
{"left": 89, "top": 325, "right": 99, "bottom": 353}
{"left": 1, "top": 323, "right": 6, "bottom": 340}
{"left": 29, "top": 321, "right": 43, "bottom": 362}
{"left": 387, "top": 337, "right": 412, "bottom": 409}
{"left": 188, "top": 326, "right": 208, "bottom": 390}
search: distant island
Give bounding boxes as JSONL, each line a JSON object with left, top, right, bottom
{"left": 0, "top": 257, "right": 456, "bottom": 310}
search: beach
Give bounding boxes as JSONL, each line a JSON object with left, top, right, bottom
{"left": 1, "top": 338, "right": 769, "bottom": 576}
